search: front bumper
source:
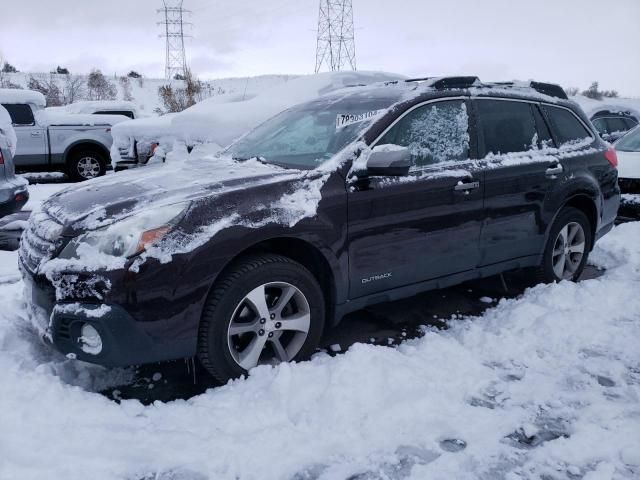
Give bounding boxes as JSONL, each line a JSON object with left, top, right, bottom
{"left": 22, "top": 268, "right": 196, "bottom": 368}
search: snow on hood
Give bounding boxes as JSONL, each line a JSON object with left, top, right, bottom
{"left": 0, "top": 88, "right": 46, "bottom": 107}
{"left": 36, "top": 110, "right": 130, "bottom": 127}
{"left": 0, "top": 104, "right": 17, "bottom": 156}
{"left": 111, "top": 71, "right": 406, "bottom": 150}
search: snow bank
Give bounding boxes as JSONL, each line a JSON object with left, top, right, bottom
{"left": 1, "top": 222, "right": 639, "bottom": 479}
{"left": 0, "top": 88, "right": 46, "bottom": 107}
{"left": 0, "top": 104, "right": 17, "bottom": 156}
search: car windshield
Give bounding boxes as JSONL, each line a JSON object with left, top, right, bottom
{"left": 226, "top": 94, "right": 401, "bottom": 169}
{"left": 615, "top": 126, "right": 640, "bottom": 152}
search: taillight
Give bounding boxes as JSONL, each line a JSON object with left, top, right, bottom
{"left": 0, "top": 150, "right": 4, "bottom": 165}
{"left": 604, "top": 148, "right": 618, "bottom": 168}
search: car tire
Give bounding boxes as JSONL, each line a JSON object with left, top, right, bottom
{"left": 68, "top": 150, "right": 107, "bottom": 182}
{"left": 533, "top": 207, "right": 592, "bottom": 284}
{"left": 197, "top": 254, "right": 325, "bottom": 384}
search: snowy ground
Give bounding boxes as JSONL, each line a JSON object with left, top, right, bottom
{"left": 0, "top": 191, "right": 639, "bottom": 479}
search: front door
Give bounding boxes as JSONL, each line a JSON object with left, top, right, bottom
{"left": 1, "top": 104, "right": 47, "bottom": 168}
{"left": 347, "top": 98, "right": 484, "bottom": 299}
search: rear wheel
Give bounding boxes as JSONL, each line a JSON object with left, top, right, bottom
{"left": 533, "top": 207, "right": 592, "bottom": 283}
{"left": 68, "top": 150, "right": 107, "bottom": 182}
{"left": 198, "top": 254, "right": 325, "bottom": 384}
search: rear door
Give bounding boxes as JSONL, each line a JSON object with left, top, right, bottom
{"left": 475, "top": 98, "right": 561, "bottom": 266}
{"left": 1, "top": 104, "right": 47, "bottom": 168}
{"left": 348, "top": 98, "right": 485, "bottom": 298}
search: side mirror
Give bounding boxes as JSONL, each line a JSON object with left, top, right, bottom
{"left": 366, "top": 145, "right": 412, "bottom": 176}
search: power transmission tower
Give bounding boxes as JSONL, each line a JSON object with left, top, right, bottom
{"left": 314, "top": 0, "right": 357, "bottom": 73}
{"left": 158, "top": 0, "right": 191, "bottom": 81}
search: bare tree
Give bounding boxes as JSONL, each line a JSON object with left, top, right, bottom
{"left": 565, "top": 87, "right": 579, "bottom": 97}
{"left": 157, "top": 70, "right": 202, "bottom": 113}
{"left": 87, "top": 69, "right": 117, "bottom": 101}
{"left": 27, "top": 74, "right": 63, "bottom": 106}
{"left": 63, "top": 75, "right": 86, "bottom": 104}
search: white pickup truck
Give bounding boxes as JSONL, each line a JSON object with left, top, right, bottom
{"left": 0, "top": 89, "right": 129, "bottom": 181}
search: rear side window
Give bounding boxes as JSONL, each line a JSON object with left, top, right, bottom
{"left": 475, "top": 99, "right": 537, "bottom": 155}
{"left": 378, "top": 100, "right": 469, "bottom": 167}
{"left": 606, "top": 117, "right": 628, "bottom": 134}
{"left": 545, "top": 106, "right": 592, "bottom": 146}
{"left": 1, "top": 103, "right": 35, "bottom": 126}
{"left": 94, "top": 110, "right": 134, "bottom": 119}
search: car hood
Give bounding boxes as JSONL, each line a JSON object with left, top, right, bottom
{"left": 42, "top": 156, "right": 306, "bottom": 231}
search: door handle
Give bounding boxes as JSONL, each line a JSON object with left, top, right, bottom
{"left": 454, "top": 180, "right": 480, "bottom": 192}
{"left": 30, "top": 131, "right": 41, "bottom": 137}
{"left": 545, "top": 164, "right": 563, "bottom": 177}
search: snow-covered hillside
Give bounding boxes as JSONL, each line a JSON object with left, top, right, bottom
{"left": 0, "top": 72, "right": 297, "bottom": 115}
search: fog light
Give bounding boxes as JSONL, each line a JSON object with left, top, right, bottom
{"left": 78, "top": 324, "right": 103, "bottom": 355}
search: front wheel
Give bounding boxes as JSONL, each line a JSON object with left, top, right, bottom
{"left": 534, "top": 207, "right": 592, "bottom": 283}
{"left": 68, "top": 150, "right": 107, "bottom": 182}
{"left": 197, "top": 254, "right": 325, "bottom": 384}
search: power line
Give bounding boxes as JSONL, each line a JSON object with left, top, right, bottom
{"left": 158, "top": 0, "right": 191, "bottom": 81}
{"left": 315, "top": 0, "right": 357, "bottom": 73}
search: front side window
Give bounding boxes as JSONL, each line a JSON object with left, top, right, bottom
{"left": 623, "top": 118, "right": 638, "bottom": 130}
{"left": 1, "top": 103, "right": 35, "bottom": 126}
{"left": 378, "top": 100, "right": 470, "bottom": 167}
{"left": 545, "top": 106, "right": 592, "bottom": 146}
{"left": 476, "top": 99, "right": 537, "bottom": 155}
{"left": 615, "top": 127, "right": 640, "bottom": 152}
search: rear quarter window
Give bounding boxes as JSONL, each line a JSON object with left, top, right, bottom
{"left": 1, "top": 103, "right": 35, "bottom": 126}
{"left": 545, "top": 106, "right": 592, "bottom": 146}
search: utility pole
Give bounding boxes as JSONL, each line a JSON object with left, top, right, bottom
{"left": 158, "top": 0, "right": 191, "bottom": 81}
{"left": 314, "top": 0, "right": 357, "bottom": 73}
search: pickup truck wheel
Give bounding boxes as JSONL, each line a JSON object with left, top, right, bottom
{"left": 533, "top": 207, "right": 592, "bottom": 284}
{"left": 198, "top": 254, "right": 325, "bottom": 384}
{"left": 68, "top": 150, "right": 107, "bottom": 182}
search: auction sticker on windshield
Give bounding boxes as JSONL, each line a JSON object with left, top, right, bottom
{"left": 336, "top": 109, "right": 385, "bottom": 129}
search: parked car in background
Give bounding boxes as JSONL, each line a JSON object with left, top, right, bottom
{"left": 46, "top": 100, "right": 145, "bottom": 120}
{"left": 0, "top": 105, "right": 28, "bottom": 217}
{"left": 110, "top": 71, "right": 405, "bottom": 171}
{"left": 0, "top": 89, "right": 130, "bottom": 181}
{"left": 20, "top": 76, "right": 619, "bottom": 383}
{"left": 614, "top": 125, "right": 640, "bottom": 192}
{"left": 590, "top": 110, "right": 638, "bottom": 142}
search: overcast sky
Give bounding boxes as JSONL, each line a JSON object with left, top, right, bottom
{"left": 1, "top": 0, "right": 639, "bottom": 96}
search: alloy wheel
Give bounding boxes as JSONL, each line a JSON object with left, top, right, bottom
{"left": 227, "top": 282, "right": 311, "bottom": 370}
{"left": 552, "top": 221, "right": 586, "bottom": 280}
{"left": 76, "top": 156, "right": 101, "bottom": 179}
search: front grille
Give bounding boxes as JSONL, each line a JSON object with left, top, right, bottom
{"left": 19, "top": 211, "right": 65, "bottom": 274}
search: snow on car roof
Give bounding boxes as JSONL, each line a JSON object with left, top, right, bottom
{"left": 0, "top": 88, "right": 46, "bottom": 107}
{"left": 47, "top": 100, "right": 139, "bottom": 115}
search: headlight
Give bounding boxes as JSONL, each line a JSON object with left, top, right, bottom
{"left": 59, "top": 203, "right": 189, "bottom": 260}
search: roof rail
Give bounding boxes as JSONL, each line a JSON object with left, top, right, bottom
{"left": 404, "top": 76, "right": 480, "bottom": 90}
{"left": 529, "top": 81, "right": 568, "bottom": 100}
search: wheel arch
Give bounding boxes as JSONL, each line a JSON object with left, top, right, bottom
{"left": 545, "top": 192, "right": 599, "bottom": 254}
{"left": 63, "top": 140, "right": 110, "bottom": 166}
{"left": 207, "top": 235, "right": 342, "bottom": 326}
